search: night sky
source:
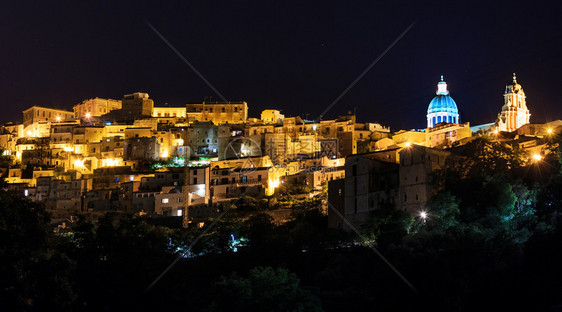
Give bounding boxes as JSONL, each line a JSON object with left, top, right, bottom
{"left": 1, "top": 1, "right": 561, "bottom": 130}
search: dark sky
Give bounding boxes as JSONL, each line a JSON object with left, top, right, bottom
{"left": 1, "top": 1, "right": 561, "bottom": 130}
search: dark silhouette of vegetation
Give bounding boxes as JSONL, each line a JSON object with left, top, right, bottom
{"left": 1, "top": 137, "right": 562, "bottom": 310}
{"left": 212, "top": 266, "right": 321, "bottom": 311}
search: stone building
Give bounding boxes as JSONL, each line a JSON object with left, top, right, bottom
{"left": 497, "top": 73, "right": 531, "bottom": 132}
{"left": 73, "top": 97, "right": 122, "bottom": 118}
{"left": 336, "top": 152, "right": 399, "bottom": 230}
{"left": 186, "top": 101, "right": 248, "bottom": 124}
{"left": 398, "top": 145, "right": 452, "bottom": 213}
{"left": 22, "top": 106, "right": 74, "bottom": 128}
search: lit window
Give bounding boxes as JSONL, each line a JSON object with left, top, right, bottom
{"left": 162, "top": 198, "right": 169, "bottom": 203}
{"left": 177, "top": 209, "right": 183, "bottom": 216}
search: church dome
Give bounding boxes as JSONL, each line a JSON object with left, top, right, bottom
{"left": 427, "top": 94, "right": 459, "bottom": 115}
{"left": 426, "top": 76, "right": 460, "bottom": 128}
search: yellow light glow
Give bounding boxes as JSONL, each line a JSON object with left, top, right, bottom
{"left": 269, "top": 179, "right": 280, "bottom": 190}
{"left": 85, "top": 112, "right": 91, "bottom": 118}
{"left": 493, "top": 129, "right": 499, "bottom": 135}
{"left": 63, "top": 146, "right": 73, "bottom": 152}
{"left": 404, "top": 142, "right": 411, "bottom": 147}
{"left": 74, "top": 159, "right": 84, "bottom": 167}
{"left": 102, "top": 158, "right": 120, "bottom": 167}
{"left": 161, "top": 150, "right": 169, "bottom": 158}
{"left": 547, "top": 128, "right": 553, "bottom": 134}
{"left": 27, "top": 131, "right": 32, "bottom": 137}
{"left": 532, "top": 154, "right": 542, "bottom": 161}
{"left": 176, "top": 139, "right": 184, "bottom": 146}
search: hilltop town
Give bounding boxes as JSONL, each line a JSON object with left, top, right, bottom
{"left": 0, "top": 74, "right": 559, "bottom": 231}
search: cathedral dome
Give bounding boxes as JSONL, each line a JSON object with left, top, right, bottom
{"left": 427, "top": 94, "right": 458, "bottom": 115}
{"left": 426, "top": 76, "right": 460, "bottom": 128}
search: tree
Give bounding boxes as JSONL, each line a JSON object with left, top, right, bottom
{"left": 212, "top": 266, "right": 321, "bottom": 311}
{"left": 424, "top": 191, "right": 459, "bottom": 233}
{"left": 361, "top": 205, "right": 414, "bottom": 248}
{"left": 0, "top": 186, "right": 77, "bottom": 310}
{"left": 240, "top": 213, "right": 276, "bottom": 250}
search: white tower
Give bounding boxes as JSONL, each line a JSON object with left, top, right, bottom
{"left": 496, "top": 73, "right": 531, "bottom": 132}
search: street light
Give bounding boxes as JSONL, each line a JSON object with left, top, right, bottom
{"left": 405, "top": 142, "right": 411, "bottom": 148}
{"left": 420, "top": 211, "right": 427, "bottom": 220}
{"left": 547, "top": 128, "right": 553, "bottom": 135}
{"left": 532, "top": 153, "right": 542, "bottom": 162}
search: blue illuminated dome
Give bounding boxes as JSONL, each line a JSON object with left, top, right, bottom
{"left": 426, "top": 76, "right": 460, "bottom": 128}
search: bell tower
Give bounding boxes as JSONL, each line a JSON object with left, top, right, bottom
{"left": 496, "top": 73, "right": 531, "bottom": 132}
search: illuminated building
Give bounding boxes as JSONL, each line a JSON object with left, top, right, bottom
{"left": 22, "top": 106, "right": 74, "bottom": 128}
{"left": 186, "top": 101, "right": 248, "bottom": 124}
{"left": 123, "top": 137, "right": 160, "bottom": 161}
{"left": 515, "top": 120, "right": 562, "bottom": 137}
{"left": 496, "top": 73, "right": 531, "bottom": 132}
{"left": 187, "top": 122, "right": 230, "bottom": 159}
{"left": 426, "top": 76, "right": 460, "bottom": 128}
{"left": 261, "top": 109, "right": 285, "bottom": 123}
{"left": 184, "top": 166, "right": 211, "bottom": 216}
{"left": 122, "top": 92, "right": 153, "bottom": 117}
{"left": 209, "top": 166, "right": 272, "bottom": 200}
{"left": 152, "top": 106, "right": 186, "bottom": 118}
{"left": 391, "top": 130, "right": 426, "bottom": 148}
{"left": 155, "top": 186, "right": 184, "bottom": 216}
{"left": 73, "top": 97, "right": 122, "bottom": 118}
{"left": 426, "top": 122, "right": 472, "bottom": 148}
{"left": 102, "top": 92, "right": 154, "bottom": 122}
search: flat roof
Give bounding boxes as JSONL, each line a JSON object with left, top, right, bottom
{"left": 23, "top": 106, "right": 73, "bottom": 113}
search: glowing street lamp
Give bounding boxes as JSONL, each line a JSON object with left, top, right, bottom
{"left": 85, "top": 112, "right": 91, "bottom": 119}
{"left": 404, "top": 142, "right": 411, "bottom": 148}
{"left": 420, "top": 211, "right": 427, "bottom": 220}
{"left": 56, "top": 116, "right": 61, "bottom": 122}
{"left": 547, "top": 128, "right": 553, "bottom": 135}
{"left": 532, "top": 154, "right": 542, "bottom": 162}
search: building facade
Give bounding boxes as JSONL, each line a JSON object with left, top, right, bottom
{"left": 74, "top": 98, "right": 122, "bottom": 118}
{"left": 23, "top": 106, "right": 74, "bottom": 128}
{"left": 186, "top": 101, "right": 248, "bottom": 124}
{"left": 497, "top": 73, "right": 531, "bottom": 132}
